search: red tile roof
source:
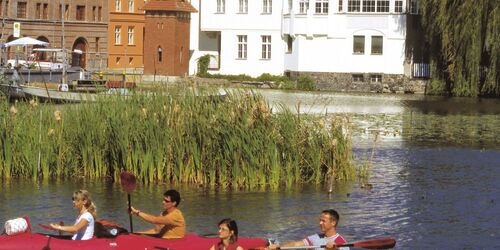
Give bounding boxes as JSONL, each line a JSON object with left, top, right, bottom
{"left": 143, "top": 0, "right": 198, "bottom": 13}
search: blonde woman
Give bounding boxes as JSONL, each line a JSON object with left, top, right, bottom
{"left": 49, "top": 190, "right": 96, "bottom": 240}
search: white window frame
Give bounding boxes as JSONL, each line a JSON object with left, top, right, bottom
{"left": 239, "top": 0, "right": 248, "bottom": 13}
{"left": 353, "top": 35, "right": 365, "bottom": 54}
{"left": 114, "top": 26, "right": 121, "bottom": 45}
{"left": 127, "top": 26, "right": 134, "bottom": 45}
{"left": 315, "top": 0, "right": 328, "bottom": 14}
{"left": 128, "top": 0, "right": 134, "bottom": 12}
{"left": 115, "top": 0, "right": 121, "bottom": 11}
{"left": 352, "top": 74, "right": 364, "bottom": 82}
{"left": 394, "top": 0, "right": 403, "bottom": 13}
{"left": 217, "top": 0, "right": 225, "bottom": 13}
{"left": 376, "top": 0, "right": 389, "bottom": 12}
{"left": 371, "top": 36, "right": 383, "bottom": 55}
{"left": 347, "top": 0, "right": 360, "bottom": 12}
{"left": 370, "top": 74, "right": 382, "bottom": 83}
{"left": 261, "top": 35, "right": 271, "bottom": 59}
{"left": 362, "top": 0, "right": 375, "bottom": 12}
{"left": 299, "top": 0, "right": 309, "bottom": 14}
{"left": 262, "top": 0, "right": 272, "bottom": 14}
{"left": 237, "top": 35, "right": 247, "bottom": 59}
{"left": 409, "top": 0, "right": 418, "bottom": 14}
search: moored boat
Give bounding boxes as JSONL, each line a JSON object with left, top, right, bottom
{"left": 20, "top": 85, "right": 103, "bottom": 103}
{"left": 0, "top": 81, "right": 25, "bottom": 100}
{"left": 0, "top": 232, "right": 267, "bottom": 250}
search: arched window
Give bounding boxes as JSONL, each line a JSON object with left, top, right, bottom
{"left": 158, "top": 47, "right": 162, "bottom": 62}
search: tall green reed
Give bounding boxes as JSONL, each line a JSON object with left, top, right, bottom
{"left": 0, "top": 87, "right": 355, "bottom": 189}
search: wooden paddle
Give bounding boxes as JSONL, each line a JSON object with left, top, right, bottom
{"left": 252, "top": 237, "right": 396, "bottom": 250}
{"left": 38, "top": 222, "right": 65, "bottom": 236}
{"left": 38, "top": 224, "right": 55, "bottom": 231}
{"left": 120, "top": 171, "right": 137, "bottom": 233}
{"left": 340, "top": 238, "right": 396, "bottom": 249}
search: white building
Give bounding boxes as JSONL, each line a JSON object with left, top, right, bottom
{"left": 189, "top": 0, "right": 420, "bottom": 81}
{"left": 189, "top": 0, "right": 284, "bottom": 77}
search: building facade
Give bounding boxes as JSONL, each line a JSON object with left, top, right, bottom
{"left": 143, "top": 0, "right": 196, "bottom": 76}
{"left": 107, "top": 0, "right": 145, "bottom": 71}
{"left": 0, "top": 0, "right": 108, "bottom": 69}
{"left": 282, "top": 0, "right": 412, "bottom": 83}
{"left": 189, "top": 0, "right": 422, "bottom": 85}
{"left": 189, "top": 0, "right": 285, "bottom": 77}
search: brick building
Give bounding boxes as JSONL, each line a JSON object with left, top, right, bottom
{"left": 107, "top": 0, "right": 145, "bottom": 70}
{"left": 142, "top": 0, "right": 196, "bottom": 76}
{"left": 0, "top": 0, "right": 108, "bottom": 69}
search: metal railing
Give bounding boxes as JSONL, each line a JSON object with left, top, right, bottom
{"left": 412, "top": 63, "right": 430, "bottom": 78}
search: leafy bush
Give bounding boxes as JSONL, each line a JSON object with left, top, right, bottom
{"left": 256, "top": 73, "right": 286, "bottom": 82}
{"left": 296, "top": 75, "right": 316, "bottom": 91}
{"left": 280, "top": 81, "right": 297, "bottom": 90}
{"left": 197, "top": 54, "right": 211, "bottom": 77}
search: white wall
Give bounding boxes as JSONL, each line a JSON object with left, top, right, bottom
{"left": 188, "top": 0, "right": 201, "bottom": 75}
{"left": 189, "top": 0, "right": 410, "bottom": 77}
{"left": 214, "top": 30, "right": 285, "bottom": 77}
{"left": 283, "top": 13, "right": 407, "bottom": 75}
{"left": 189, "top": 0, "right": 285, "bottom": 77}
{"left": 200, "top": 0, "right": 282, "bottom": 31}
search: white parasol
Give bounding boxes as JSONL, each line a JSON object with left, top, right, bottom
{"left": 4, "top": 37, "right": 49, "bottom": 47}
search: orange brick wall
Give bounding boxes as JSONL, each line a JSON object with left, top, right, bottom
{"left": 143, "top": 12, "right": 191, "bottom": 76}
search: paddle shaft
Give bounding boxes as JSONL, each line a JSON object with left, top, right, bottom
{"left": 275, "top": 244, "right": 365, "bottom": 249}
{"left": 120, "top": 171, "right": 137, "bottom": 234}
{"left": 128, "top": 194, "right": 133, "bottom": 233}
{"left": 267, "top": 237, "right": 396, "bottom": 250}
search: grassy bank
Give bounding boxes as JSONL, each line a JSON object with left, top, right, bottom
{"left": 0, "top": 87, "right": 354, "bottom": 189}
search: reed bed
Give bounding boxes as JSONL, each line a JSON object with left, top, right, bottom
{"left": 0, "top": 87, "right": 355, "bottom": 189}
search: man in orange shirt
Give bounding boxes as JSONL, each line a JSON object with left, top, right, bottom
{"left": 130, "top": 189, "right": 185, "bottom": 239}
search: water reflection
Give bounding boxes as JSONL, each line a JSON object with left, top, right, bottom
{"left": 256, "top": 89, "right": 500, "bottom": 149}
{"left": 256, "top": 89, "right": 411, "bottom": 114}
{"left": 402, "top": 96, "right": 500, "bottom": 115}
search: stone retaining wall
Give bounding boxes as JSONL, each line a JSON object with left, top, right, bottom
{"left": 288, "top": 71, "right": 428, "bottom": 94}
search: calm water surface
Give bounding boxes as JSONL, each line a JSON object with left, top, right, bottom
{"left": 1, "top": 90, "right": 499, "bottom": 249}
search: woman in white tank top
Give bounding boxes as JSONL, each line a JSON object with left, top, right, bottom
{"left": 49, "top": 190, "right": 96, "bottom": 240}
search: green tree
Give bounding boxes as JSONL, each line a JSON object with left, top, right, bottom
{"left": 420, "top": 0, "right": 499, "bottom": 97}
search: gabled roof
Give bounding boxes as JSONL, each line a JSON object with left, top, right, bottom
{"left": 143, "top": 0, "right": 198, "bottom": 13}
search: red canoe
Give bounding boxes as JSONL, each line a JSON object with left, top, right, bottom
{"left": 0, "top": 232, "right": 267, "bottom": 250}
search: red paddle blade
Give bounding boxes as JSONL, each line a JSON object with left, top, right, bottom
{"left": 352, "top": 237, "right": 396, "bottom": 249}
{"left": 120, "top": 171, "right": 137, "bottom": 193}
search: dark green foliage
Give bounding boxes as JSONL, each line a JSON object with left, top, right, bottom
{"left": 197, "top": 54, "right": 212, "bottom": 77}
{"left": 420, "top": 0, "right": 499, "bottom": 97}
{"left": 256, "top": 73, "right": 287, "bottom": 82}
{"left": 198, "top": 72, "right": 317, "bottom": 91}
{"left": 207, "top": 73, "right": 254, "bottom": 81}
{"left": 296, "top": 75, "right": 316, "bottom": 91}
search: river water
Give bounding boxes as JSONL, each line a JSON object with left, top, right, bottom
{"left": 1, "top": 90, "right": 499, "bottom": 249}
